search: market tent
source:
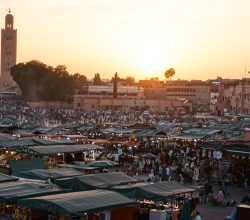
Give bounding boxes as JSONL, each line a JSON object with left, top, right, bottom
{"left": 18, "top": 190, "right": 136, "bottom": 216}
{"left": 0, "top": 139, "right": 37, "bottom": 150}
{"left": 224, "top": 145, "right": 250, "bottom": 156}
{"left": 54, "top": 172, "right": 139, "bottom": 191}
{"left": 56, "top": 163, "right": 99, "bottom": 171}
{"left": 0, "top": 133, "right": 14, "bottom": 140}
{"left": 201, "top": 143, "right": 222, "bottom": 151}
{"left": 0, "top": 173, "right": 18, "bottom": 183}
{"left": 32, "top": 138, "right": 77, "bottom": 146}
{"left": 113, "top": 181, "right": 200, "bottom": 201}
{"left": 0, "top": 181, "right": 67, "bottom": 204}
{"left": 17, "top": 168, "right": 84, "bottom": 181}
{"left": 27, "top": 144, "right": 103, "bottom": 156}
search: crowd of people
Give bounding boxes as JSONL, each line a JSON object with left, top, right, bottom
{"left": 0, "top": 94, "right": 167, "bottom": 127}
{"left": 0, "top": 93, "right": 249, "bottom": 220}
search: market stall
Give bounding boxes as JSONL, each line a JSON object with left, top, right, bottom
{"left": 0, "top": 172, "right": 18, "bottom": 183}
{"left": 17, "top": 190, "right": 136, "bottom": 220}
{"left": 17, "top": 168, "right": 84, "bottom": 181}
{"left": 54, "top": 171, "right": 139, "bottom": 191}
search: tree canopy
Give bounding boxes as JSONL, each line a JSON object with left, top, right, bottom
{"left": 165, "top": 68, "right": 175, "bottom": 80}
{"left": 10, "top": 60, "right": 87, "bottom": 101}
{"left": 93, "top": 73, "right": 103, "bottom": 85}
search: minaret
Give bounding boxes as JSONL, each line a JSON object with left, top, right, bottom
{"left": 1, "top": 9, "right": 17, "bottom": 91}
{"left": 113, "top": 72, "right": 118, "bottom": 98}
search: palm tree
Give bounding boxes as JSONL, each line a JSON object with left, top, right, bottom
{"left": 165, "top": 68, "right": 175, "bottom": 80}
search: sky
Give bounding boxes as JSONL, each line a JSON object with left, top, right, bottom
{"left": 1, "top": 0, "right": 250, "bottom": 81}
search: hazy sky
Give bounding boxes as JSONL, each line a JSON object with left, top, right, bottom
{"left": 1, "top": 0, "right": 250, "bottom": 80}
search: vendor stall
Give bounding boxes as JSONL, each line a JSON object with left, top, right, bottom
{"left": 54, "top": 171, "right": 139, "bottom": 191}
{"left": 17, "top": 190, "right": 136, "bottom": 220}
{"left": 17, "top": 168, "right": 84, "bottom": 181}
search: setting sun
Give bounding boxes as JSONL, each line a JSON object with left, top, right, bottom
{"left": 135, "top": 51, "right": 167, "bottom": 78}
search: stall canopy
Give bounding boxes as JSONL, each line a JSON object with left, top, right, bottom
{"left": 32, "top": 138, "right": 77, "bottom": 146}
{"left": 54, "top": 172, "right": 139, "bottom": 191}
{"left": 224, "top": 144, "right": 250, "bottom": 155}
{"left": 112, "top": 181, "right": 200, "bottom": 201}
{"left": 0, "top": 181, "right": 67, "bottom": 204}
{"left": 18, "top": 168, "right": 84, "bottom": 181}
{"left": 0, "top": 173, "right": 18, "bottom": 183}
{"left": 56, "top": 163, "right": 99, "bottom": 171}
{"left": 27, "top": 144, "right": 103, "bottom": 156}
{"left": 18, "top": 190, "right": 136, "bottom": 216}
{"left": 0, "top": 139, "right": 37, "bottom": 150}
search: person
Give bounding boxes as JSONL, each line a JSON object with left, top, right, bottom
{"left": 203, "top": 182, "right": 212, "bottom": 203}
{"left": 147, "top": 170, "right": 155, "bottom": 182}
{"left": 166, "top": 166, "right": 170, "bottom": 181}
{"left": 158, "top": 166, "right": 163, "bottom": 181}
{"left": 216, "top": 190, "right": 224, "bottom": 203}
{"left": 177, "top": 203, "right": 183, "bottom": 220}
{"left": 194, "top": 211, "right": 201, "bottom": 220}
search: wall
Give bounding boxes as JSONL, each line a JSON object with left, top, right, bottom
{"left": 27, "top": 101, "right": 73, "bottom": 109}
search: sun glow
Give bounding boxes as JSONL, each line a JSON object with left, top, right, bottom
{"left": 2, "top": 0, "right": 249, "bottom": 80}
{"left": 129, "top": 37, "right": 172, "bottom": 79}
{"left": 135, "top": 49, "right": 166, "bottom": 75}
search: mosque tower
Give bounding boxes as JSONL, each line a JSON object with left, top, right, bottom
{"left": 1, "top": 9, "right": 17, "bottom": 91}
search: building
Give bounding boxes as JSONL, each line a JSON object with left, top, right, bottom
{"left": 74, "top": 85, "right": 144, "bottom": 112}
{"left": 0, "top": 10, "right": 17, "bottom": 91}
{"left": 216, "top": 79, "right": 250, "bottom": 115}
{"left": 123, "top": 99, "right": 192, "bottom": 114}
{"left": 143, "top": 80, "right": 210, "bottom": 105}
{"left": 74, "top": 85, "right": 193, "bottom": 114}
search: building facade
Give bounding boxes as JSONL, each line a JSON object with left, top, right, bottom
{"left": 216, "top": 81, "right": 250, "bottom": 115}
{"left": 1, "top": 11, "right": 17, "bottom": 91}
{"left": 143, "top": 82, "right": 210, "bottom": 105}
{"left": 74, "top": 85, "right": 144, "bottom": 112}
{"left": 74, "top": 85, "right": 193, "bottom": 113}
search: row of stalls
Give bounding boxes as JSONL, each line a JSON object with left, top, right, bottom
{"left": 0, "top": 171, "right": 201, "bottom": 220}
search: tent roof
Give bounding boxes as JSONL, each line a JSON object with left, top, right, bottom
{"left": 56, "top": 164, "right": 99, "bottom": 171}
{"left": 0, "top": 139, "right": 37, "bottom": 149}
{"left": 0, "top": 133, "right": 14, "bottom": 140}
{"left": 54, "top": 172, "right": 139, "bottom": 191}
{"left": 18, "top": 190, "right": 136, "bottom": 216}
{"left": 32, "top": 138, "right": 76, "bottom": 146}
{"left": 0, "top": 181, "right": 66, "bottom": 204}
{"left": 27, "top": 144, "right": 103, "bottom": 156}
{"left": 113, "top": 181, "right": 200, "bottom": 201}
{"left": 18, "top": 168, "right": 84, "bottom": 181}
{"left": 0, "top": 173, "right": 18, "bottom": 183}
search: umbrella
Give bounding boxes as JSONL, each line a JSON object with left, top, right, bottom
{"left": 142, "top": 153, "right": 156, "bottom": 160}
{"left": 87, "top": 160, "right": 119, "bottom": 168}
{"left": 179, "top": 199, "right": 192, "bottom": 220}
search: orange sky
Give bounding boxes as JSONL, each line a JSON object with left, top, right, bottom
{"left": 1, "top": 0, "right": 250, "bottom": 80}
